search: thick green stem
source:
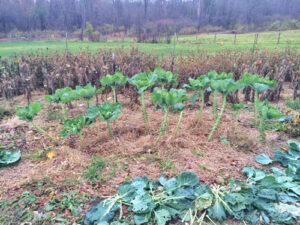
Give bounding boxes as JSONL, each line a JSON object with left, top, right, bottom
{"left": 107, "top": 120, "right": 113, "bottom": 137}
{"left": 208, "top": 95, "right": 227, "bottom": 141}
{"left": 213, "top": 90, "right": 217, "bottom": 120}
{"left": 156, "top": 107, "right": 169, "bottom": 142}
{"left": 233, "top": 110, "right": 240, "bottom": 136}
{"left": 112, "top": 87, "right": 117, "bottom": 103}
{"left": 79, "top": 130, "right": 84, "bottom": 147}
{"left": 174, "top": 110, "right": 183, "bottom": 135}
{"left": 198, "top": 90, "right": 205, "bottom": 123}
{"left": 259, "top": 116, "right": 266, "bottom": 143}
{"left": 161, "top": 84, "right": 165, "bottom": 90}
{"left": 254, "top": 89, "right": 259, "bottom": 126}
{"left": 31, "top": 121, "right": 56, "bottom": 142}
{"left": 141, "top": 92, "right": 148, "bottom": 129}
{"left": 87, "top": 99, "right": 91, "bottom": 108}
{"left": 60, "top": 102, "right": 67, "bottom": 120}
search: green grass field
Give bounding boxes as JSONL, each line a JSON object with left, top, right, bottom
{"left": 0, "top": 30, "right": 299, "bottom": 58}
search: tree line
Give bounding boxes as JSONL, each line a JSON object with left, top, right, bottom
{"left": 0, "top": 0, "right": 300, "bottom": 39}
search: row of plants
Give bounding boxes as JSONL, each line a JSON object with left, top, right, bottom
{"left": 15, "top": 68, "right": 285, "bottom": 145}
{"left": 1, "top": 47, "right": 299, "bottom": 102}
{"left": 84, "top": 139, "right": 300, "bottom": 225}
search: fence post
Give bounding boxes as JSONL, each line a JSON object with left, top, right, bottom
{"left": 234, "top": 34, "right": 237, "bottom": 45}
{"left": 214, "top": 33, "right": 217, "bottom": 43}
{"left": 277, "top": 32, "right": 281, "bottom": 45}
{"left": 254, "top": 33, "right": 259, "bottom": 44}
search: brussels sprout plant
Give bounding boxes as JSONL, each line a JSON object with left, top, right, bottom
{"left": 151, "top": 88, "right": 186, "bottom": 141}
{"left": 183, "top": 75, "right": 210, "bottom": 123}
{"left": 100, "top": 72, "right": 128, "bottom": 103}
{"left": 229, "top": 103, "right": 247, "bottom": 135}
{"left": 98, "top": 102, "right": 122, "bottom": 137}
{"left": 239, "top": 73, "right": 277, "bottom": 125}
{"left": 208, "top": 80, "right": 241, "bottom": 141}
{"left": 59, "top": 114, "right": 86, "bottom": 147}
{"left": 16, "top": 101, "right": 56, "bottom": 142}
{"left": 128, "top": 72, "right": 157, "bottom": 129}
{"left": 152, "top": 67, "right": 178, "bottom": 89}
{"left": 45, "top": 87, "right": 79, "bottom": 120}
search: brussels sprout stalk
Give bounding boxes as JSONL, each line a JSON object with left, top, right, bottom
{"left": 174, "top": 110, "right": 183, "bottom": 135}
{"left": 259, "top": 116, "right": 266, "bottom": 143}
{"left": 254, "top": 89, "right": 259, "bottom": 126}
{"left": 112, "top": 87, "right": 117, "bottom": 103}
{"left": 141, "top": 92, "right": 148, "bottom": 129}
{"left": 208, "top": 95, "right": 227, "bottom": 141}
{"left": 198, "top": 90, "right": 205, "bottom": 123}
{"left": 31, "top": 121, "right": 56, "bottom": 142}
{"left": 157, "top": 107, "right": 169, "bottom": 142}
{"left": 79, "top": 130, "right": 84, "bottom": 147}
{"left": 60, "top": 102, "right": 67, "bottom": 120}
{"left": 212, "top": 90, "right": 217, "bottom": 120}
{"left": 107, "top": 121, "right": 113, "bottom": 137}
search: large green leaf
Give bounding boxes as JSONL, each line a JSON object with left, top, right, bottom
{"left": 128, "top": 72, "right": 157, "bottom": 93}
{"left": 131, "top": 193, "right": 155, "bottom": 214}
{"left": 177, "top": 171, "right": 199, "bottom": 187}
{"left": 152, "top": 67, "right": 178, "bottom": 87}
{"left": 208, "top": 200, "right": 226, "bottom": 222}
{"left": 254, "top": 154, "right": 274, "bottom": 165}
{"left": 0, "top": 150, "right": 21, "bottom": 165}
{"left": 16, "top": 100, "right": 43, "bottom": 122}
{"left": 76, "top": 83, "right": 96, "bottom": 100}
{"left": 100, "top": 72, "right": 128, "bottom": 87}
{"left": 98, "top": 102, "right": 121, "bottom": 121}
{"left": 154, "top": 208, "right": 171, "bottom": 225}
{"left": 288, "top": 140, "right": 300, "bottom": 151}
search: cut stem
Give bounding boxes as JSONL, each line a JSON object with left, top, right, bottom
{"left": 156, "top": 107, "right": 169, "bottom": 142}
{"left": 208, "top": 94, "right": 227, "bottom": 141}
{"left": 197, "top": 90, "right": 205, "bottom": 123}
{"left": 212, "top": 90, "right": 217, "bottom": 120}
{"left": 140, "top": 92, "right": 148, "bottom": 129}
{"left": 31, "top": 121, "right": 57, "bottom": 143}
{"left": 60, "top": 102, "right": 67, "bottom": 120}
{"left": 174, "top": 110, "right": 183, "bottom": 135}
{"left": 107, "top": 120, "right": 113, "bottom": 137}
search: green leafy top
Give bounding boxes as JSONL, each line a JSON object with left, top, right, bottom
{"left": 210, "top": 79, "right": 240, "bottom": 95}
{"left": 76, "top": 83, "right": 96, "bottom": 100}
{"left": 98, "top": 102, "right": 122, "bottom": 121}
{"left": 229, "top": 103, "right": 246, "bottom": 111}
{"left": 16, "top": 101, "right": 43, "bottom": 122}
{"left": 259, "top": 100, "right": 283, "bottom": 120}
{"left": 152, "top": 67, "right": 178, "bottom": 87}
{"left": 151, "top": 88, "right": 187, "bottom": 111}
{"left": 128, "top": 72, "right": 157, "bottom": 94}
{"left": 45, "top": 87, "right": 79, "bottom": 103}
{"left": 183, "top": 75, "right": 210, "bottom": 91}
{"left": 206, "top": 70, "right": 218, "bottom": 80}
{"left": 59, "top": 114, "right": 85, "bottom": 137}
{"left": 239, "top": 73, "right": 277, "bottom": 92}
{"left": 100, "top": 72, "right": 128, "bottom": 88}
{"left": 215, "top": 72, "right": 233, "bottom": 80}
{"left": 170, "top": 89, "right": 188, "bottom": 113}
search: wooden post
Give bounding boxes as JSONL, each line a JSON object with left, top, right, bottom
{"left": 214, "top": 33, "right": 216, "bottom": 43}
{"left": 65, "top": 31, "right": 68, "bottom": 52}
{"left": 277, "top": 32, "right": 281, "bottom": 45}
{"left": 234, "top": 34, "right": 237, "bottom": 45}
{"left": 254, "top": 33, "right": 259, "bottom": 44}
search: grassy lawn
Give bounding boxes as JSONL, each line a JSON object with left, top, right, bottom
{"left": 0, "top": 30, "right": 299, "bottom": 58}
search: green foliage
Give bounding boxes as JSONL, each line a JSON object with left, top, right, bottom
{"left": 45, "top": 87, "right": 78, "bottom": 104}
{"left": 84, "top": 22, "right": 94, "bottom": 41}
{"left": 208, "top": 80, "right": 241, "bottom": 141}
{"left": 98, "top": 102, "right": 122, "bottom": 121}
{"left": 100, "top": 72, "right": 128, "bottom": 103}
{"left": 98, "top": 102, "right": 122, "bottom": 136}
{"left": 128, "top": 72, "right": 157, "bottom": 94}
{"left": 16, "top": 101, "right": 43, "bottom": 122}
{"left": 151, "top": 67, "right": 178, "bottom": 89}
{"left": 258, "top": 100, "right": 283, "bottom": 142}
{"left": 230, "top": 103, "right": 247, "bottom": 135}
{"left": 286, "top": 97, "right": 300, "bottom": 110}
{"left": 128, "top": 72, "right": 157, "bottom": 128}
{"left": 0, "top": 150, "right": 21, "bottom": 166}
{"left": 151, "top": 88, "right": 187, "bottom": 140}
{"left": 83, "top": 156, "right": 106, "bottom": 182}
{"left": 59, "top": 114, "right": 86, "bottom": 146}
{"left": 76, "top": 83, "right": 96, "bottom": 101}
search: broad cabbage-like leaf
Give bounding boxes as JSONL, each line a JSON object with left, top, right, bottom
{"left": 177, "top": 171, "right": 199, "bottom": 187}
{"left": 76, "top": 83, "right": 96, "bottom": 100}
{"left": 16, "top": 100, "right": 43, "bottom": 122}
{"left": 128, "top": 72, "right": 157, "bottom": 93}
{"left": 131, "top": 193, "right": 155, "bottom": 214}
{"left": 100, "top": 72, "right": 128, "bottom": 87}
{"left": 98, "top": 102, "right": 121, "bottom": 121}
{"left": 254, "top": 154, "right": 274, "bottom": 165}
{"left": 154, "top": 208, "right": 171, "bottom": 225}
{"left": 0, "top": 150, "right": 21, "bottom": 165}
{"left": 208, "top": 200, "right": 226, "bottom": 222}
{"left": 45, "top": 87, "right": 73, "bottom": 103}
{"left": 59, "top": 114, "right": 85, "bottom": 137}
{"left": 210, "top": 79, "right": 239, "bottom": 95}
{"left": 152, "top": 67, "right": 178, "bottom": 87}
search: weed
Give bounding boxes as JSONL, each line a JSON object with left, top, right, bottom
{"left": 191, "top": 149, "right": 204, "bottom": 157}
{"left": 158, "top": 158, "right": 175, "bottom": 171}
{"left": 83, "top": 156, "right": 106, "bottom": 182}
{"left": 198, "top": 164, "right": 210, "bottom": 171}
